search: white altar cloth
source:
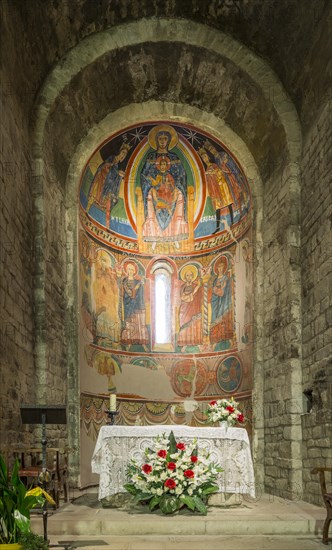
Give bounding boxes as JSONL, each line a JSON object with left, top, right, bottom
{"left": 91, "top": 425, "right": 255, "bottom": 499}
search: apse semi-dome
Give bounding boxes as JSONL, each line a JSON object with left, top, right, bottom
{"left": 79, "top": 121, "right": 251, "bottom": 255}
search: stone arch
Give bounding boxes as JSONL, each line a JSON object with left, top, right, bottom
{"left": 32, "top": 19, "right": 301, "bottom": 157}
{"left": 30, "top": 18, "right": 302, "bottom": 490}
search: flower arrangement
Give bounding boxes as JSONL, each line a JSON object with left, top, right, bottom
{"left": 206, "top": 397, "right": 245, "bottom": 426}
{"left": 124, "top": 431, "right": 222, "bottom": 515}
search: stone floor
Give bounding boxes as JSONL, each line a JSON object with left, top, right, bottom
{"left": 30, "top": 491, "right": 330, "bottom": 550}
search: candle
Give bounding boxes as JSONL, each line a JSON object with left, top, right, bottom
{"left": 109, "top": 393, "right": 116, "bottom": 411}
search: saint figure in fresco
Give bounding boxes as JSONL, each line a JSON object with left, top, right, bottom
{"left": 140, "top": 125, "right": 188, "bottom": 246}
{"left": 177, "top": 265, "right": 203, "bottom": 349}
{"left": 208, "top": 256, "right": 235, "bottom": 346}
{"left": 199, "top": 147, "right": 234, "bottom": 233}
{"left": 92, "top": 250, "right": 120, "bottom": 344}
{"left": 118, "top": 261, "right": 149, "bottom": 346}
{"left": 86, "top": 141, "right": 131, "bottom": 227}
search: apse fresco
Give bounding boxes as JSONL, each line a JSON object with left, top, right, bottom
{"left": 79, "top": 121, "right": 253, "bottom": 436}
{"left": 79, "top": 123, "right": 251, "bottom": 253}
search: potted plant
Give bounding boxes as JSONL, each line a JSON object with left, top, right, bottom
{"left": 0, "top": 455, "right": 55, "bottom": 549}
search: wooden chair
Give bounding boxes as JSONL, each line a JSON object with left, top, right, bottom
{"left": 311, "top": 467, "right": 332, "bottom": 544}
{"left": 11, "top": 448, "right": 69, "bottom": 508}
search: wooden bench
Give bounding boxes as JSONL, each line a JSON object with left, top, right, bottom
{"left": 311, "top": 467, "right": 332, "bottom": 544}
{"left": 8, "top": 448, "right": 69, "bottom": 508}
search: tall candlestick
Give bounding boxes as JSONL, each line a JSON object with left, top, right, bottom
{"left": 109, "top": 393, "right": 116, "bottom": 411}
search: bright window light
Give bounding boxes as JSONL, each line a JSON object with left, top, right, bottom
{"left": 155, "top": 270, "right": 171, "bottom": 344}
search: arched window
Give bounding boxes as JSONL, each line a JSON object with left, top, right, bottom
{"left": 151, "top": 261, "right": 174, "bottom": 351}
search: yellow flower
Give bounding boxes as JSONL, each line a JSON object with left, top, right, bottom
{"left": 25, "top": 486, "right": 56, "bottom": 506}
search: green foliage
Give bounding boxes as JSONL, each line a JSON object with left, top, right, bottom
{"left": 0, "top": 455, "right": 48, "bottom": 544}
{"left": 123, "top": 483, "right": 137, "bottom": 496}
{"left": 192, "top": 495, "right": 207, "bottom": 515}
{"left": 168, "top": 431, "right": 177, "bottom": 455}
{"left": 148, "top": 495, "right": 161, "bottom": 511}
{"left": 159, "top": 495, "right": 179, "bottom": 515}
{"left": 179, "top": 494, "right": 195, "bottom": 511}
{"left": 18, "top": 531, "right": 49, "bottom": 549}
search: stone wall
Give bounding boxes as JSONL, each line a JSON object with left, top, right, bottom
{"left": 301, "top": 99, "right": 332, "bottom": 505}
{"left": 0, "top": 71, "right": 35, "bottom": 448}
{"left": 263, "top": 158, "right": 303, "bottom": 500}
{"left": 0, "top": 0, "right": 69, "bottom": 449}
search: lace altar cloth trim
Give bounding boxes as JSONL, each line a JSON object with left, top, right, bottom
{"left": 91, "top": 425, "right": 255, "bottom": 499}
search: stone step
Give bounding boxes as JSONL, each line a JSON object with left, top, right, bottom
{"left": 37, "top": 514, "right": 319, "bottom": 537}
{"left": 44, "top": 534, "right": 325, "bottom": 550}
{"left": 30, "top": 493, "right": 326, "bottom": 542}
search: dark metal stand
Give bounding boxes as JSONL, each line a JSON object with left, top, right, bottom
{"left": 20, "top": 405, "right": 67, "bottom": 546}
{"left": 105, "top": 409, "right": 119, "bottom": 425}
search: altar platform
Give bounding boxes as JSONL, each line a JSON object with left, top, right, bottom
{"left": 30, "top": 490, "right": 327, "bottom": 549}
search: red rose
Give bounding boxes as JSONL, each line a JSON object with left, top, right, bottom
{"left": 191, "top": 455, "right": 198, "bottom": 463}
{"left": 237, "top": 413, "right": 244, "bottom": 423}
{"left": 226, "top": 405, "right": 235, "bottom": 413}
{"left": 184, "top": 469, "right": 195, "bottom": 478}
{"left": 176, "top": 442, "right": 186, "bottom": 451}
{"left": 209, "top": 400, "right": 217, "bottom": 406}
{"left": 167, "top": 462, "right": 176, "bottom": 470}
{"left": 165, "top": 478, "right": 176, "bottom": 489}
{"left": 142, "top": 464, "right": 152, "bottom": 474}
{"left": 157, "top": 450, "right": 167, "bottom": 458}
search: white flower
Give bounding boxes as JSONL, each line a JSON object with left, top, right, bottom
{"left": 206, "top": 397, "right": 244, "bottom": 424}
{"left": 175, "top": 486, "right": 183, "bottom": 495}
{"left": 170, "top": 453, "right": 179, "bottom": 459}
{"left": 156, "top": 488, "right": 163, "bottom": 496}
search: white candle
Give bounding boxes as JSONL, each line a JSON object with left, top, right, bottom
{"left": 109, "top": 394, "right": 116, "bottom": 411}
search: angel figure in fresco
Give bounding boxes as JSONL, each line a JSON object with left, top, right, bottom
{"left": 199, "top": 146, "right": 234, "bottom": 233}
{"left": 219, "top": 152, "right": 248, "bottom": 219}
{"left": 177, "top": 265, "right": 203, "bottom": 350}
{"left": 208, "top": 255, "right": 235, "bottom": 347}
{"left": 201, "top": 140, "right": 248, "bottom": 228}
{"left": 86, "top": 141, "right": 131, "bottom": 227}
{"left": 117, "top": 261, "right": 149, "bottom": 347}
{"left": 92, "top": 250, "right": 120, "bottom": 345}
{"left": 140, "top": 125, "right": 188, "bottom": 247}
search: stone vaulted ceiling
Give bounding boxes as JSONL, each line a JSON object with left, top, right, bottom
{"left": 1, "top": 0, "right": 330, "bottom": 131}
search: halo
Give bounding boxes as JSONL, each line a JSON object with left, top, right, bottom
{"left": 180, "top": 264, "right": 198, "bottom": 282}
{"left": 123, "top": 260, "right": 138, "bottom": 276}
{"left": 96, "top": 248, "right": 113, "bottom": 267}
{"left": 148, "top": 124, "right": 179, "bottom": 151}
{"left": 155, "top": 155, "right": 171, "bottom": 171}
{"left": 214, "top": 256, "right": 229, "bottom": 274}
